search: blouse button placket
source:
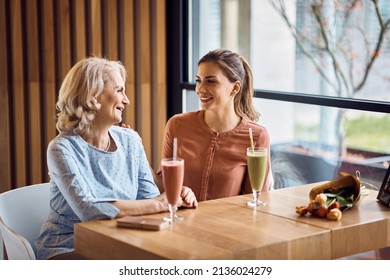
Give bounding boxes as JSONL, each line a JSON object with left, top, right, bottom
{"left": 199, "top": 134, "right": 219, "bottom": 201}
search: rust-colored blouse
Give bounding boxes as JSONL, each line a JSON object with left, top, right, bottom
{"left": 157, "top": 110, "right": 271, "bottom": 202}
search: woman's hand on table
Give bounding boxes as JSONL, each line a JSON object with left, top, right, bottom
{"left": 179, "top": 186, "right": 198, "bottom": 208}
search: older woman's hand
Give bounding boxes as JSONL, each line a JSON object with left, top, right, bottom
{"left": 179, "top": 186, "right": 198, "bottom": 208}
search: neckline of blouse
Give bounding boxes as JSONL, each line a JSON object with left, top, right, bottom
{"left": 197, "top": 110, "right": 248, "bottom": 137}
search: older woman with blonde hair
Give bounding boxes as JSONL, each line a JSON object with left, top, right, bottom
{"left": 35, "top": 57, "right": 197, "bottom": 260}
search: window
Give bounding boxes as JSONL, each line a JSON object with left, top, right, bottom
{"left": 172, "top": 0, "right": 390, "bottom": 188}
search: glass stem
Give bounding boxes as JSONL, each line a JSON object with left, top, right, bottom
{"left": 253, "top": 190, "right": 261, "bottom": 202}
{"left": 169, "top": 204, "right": 178, "bottom": 218}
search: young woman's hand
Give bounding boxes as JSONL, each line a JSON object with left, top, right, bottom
{"left": 179, "top": 186, "right": 198, "bottom": 208}
{"left": 120, "top": 123, "right": 131, "bottom": 129}
{"left": 155, "top": 187, "right": 197, "bottom": 212}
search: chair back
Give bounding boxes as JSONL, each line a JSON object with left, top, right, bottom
{"left": 0, "top": 183, "right": 51, "bottom": 260}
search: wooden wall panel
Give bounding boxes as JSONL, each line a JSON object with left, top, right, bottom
{"left": 25, "top": 0, "right": 42, "bottom": 184}
{"left": 58, "top": 0, "right": 72, "bottom": 81}
{"left": 106, "top": 0, "right": 118, "bottom": 60}
{"left": 10, "top": 0, "right": 27, "bottom": 187}
{"left": 0, "top": 0, "right": 11, "bottom": 193}
{"left": 74, "top": 0, "right": 87, "bottom": 61}
{"left": 89, "top": 0, "right": 102, "bottom": 57}
{"left": 137, "top": 0, "right": 152, "bottom": 162}
{"left": 42, "top": 0, "right": 57, "bottom": 183}
{"left": 0, "top": 0, "right": 168, "bottom": 191}
{"left": 122, "top": 0, "right": 136, "bottom": 129}
{"left": 153, "top": 0, "right": 166, "bottom": 169}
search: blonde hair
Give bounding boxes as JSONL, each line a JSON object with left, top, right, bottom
{"left": 198, "top": 48, "right": 259, "bottom": 122}
{"left": 56, "top": 57, "right": 127, "bottom": 135}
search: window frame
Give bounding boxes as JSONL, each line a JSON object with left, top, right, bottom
{"left": 166, "top": 0, "right": 390, "bottom": 118}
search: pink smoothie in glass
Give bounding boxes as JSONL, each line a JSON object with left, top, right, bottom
{"left": 162, "top": 159, "right": 184, "bottom": 205}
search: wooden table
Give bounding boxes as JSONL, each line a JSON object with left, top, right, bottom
{"left": 218, "top": 184, "right": 390, "bottom": 259}
{"left": 74, "top": 183, "right": 390, "bottom": 260}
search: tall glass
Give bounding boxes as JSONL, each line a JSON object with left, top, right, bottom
{"left": 246, "top": 147, "right": 268, "bottom": 208}
{"left": 161, "top": 158, "right": 184, "bottom": 222}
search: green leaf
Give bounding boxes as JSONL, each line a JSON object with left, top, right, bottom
{"left": 321, "top": 187, "right": 356, "bottom": 211}
{"left": 336, "top": 195, "right": 353, "bottom": 210}
{"left": 324, "top": 193, "right": 338, "bottom": 198}
{"left": 326, "top": 198, "right": 336, "bottom": 207}
{"left": 335, "top": 188, "right": 354, "bottom": 200}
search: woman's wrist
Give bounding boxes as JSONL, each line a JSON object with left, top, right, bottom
{"left": 154, "top": 195, "right": 168, "bottom": 212}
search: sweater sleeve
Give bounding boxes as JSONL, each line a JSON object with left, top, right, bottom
{"left": 47, "top": 141, "right": 120, "bottom": 221}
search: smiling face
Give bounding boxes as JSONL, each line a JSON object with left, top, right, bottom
{"left": 95, "top": 70, "right": 129, "bottom": 126}
{"left": 195, "top": 61, "right": 239, "bottom": 112}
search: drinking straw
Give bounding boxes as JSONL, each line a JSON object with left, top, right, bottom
{"left": 173, "top": 137, "right": 177, "bottom": 161}
{"left": 249, "top": 128, "right": 254, "bottom": 151}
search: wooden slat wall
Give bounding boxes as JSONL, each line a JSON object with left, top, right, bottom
{"left": 0, "top": 0, "right": 167, "bottom": 193}
{"left": 10, "top": 0, "right": 27, "bottom": 189}
{"left": 0, "top": 0, "right": 11, "bottom": 193}
{"left": 153, "top": 0, "right": 167, "bottom": 170}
